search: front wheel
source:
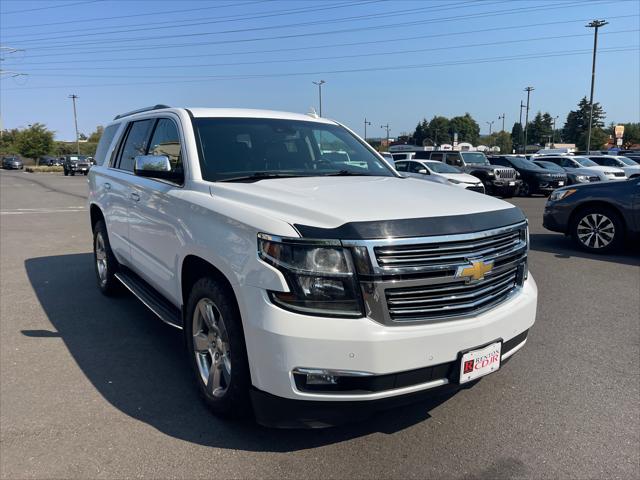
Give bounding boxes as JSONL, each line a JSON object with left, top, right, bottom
{"left": 519, "top": 181, "right": 531, "bottom": 197}
{"left": 185, "top": 278, "right": 251, "bottom": 418}
{"left": 63, "top": 169, "right": 69, "bottom": 176}
{"left": 571, "top": 207, "right": 624, "bottom": 253}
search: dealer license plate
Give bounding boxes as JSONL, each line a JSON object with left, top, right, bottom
{"left": 509, "top": 181, "right": 515, "bottom": 186}
{"left": 558, "top": 181, "right": 564, "bottom": 186}
{"left": 459, "top": 341, "right": 501, "bottom": 384}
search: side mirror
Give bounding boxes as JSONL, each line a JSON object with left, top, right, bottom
{"left": 134, "top": 155, "right": 182, "bottom": 182}
{"left": 418, "top": 169, "right": 428, "bottom": 175}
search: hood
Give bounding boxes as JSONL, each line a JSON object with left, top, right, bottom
{"left": 209, "top": 176, "right": 515, "bottom": 230}
{"left": 576, "top": 165, "right": 625, "bottom": 174}
{"left": 439, "top": 172, "right": 481, "bottom": 183}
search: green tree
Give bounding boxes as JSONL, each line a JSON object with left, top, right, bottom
{"left": 88, "top": 126, "right": 104, "bottom": 143}
{"left": 527, "top": 112, "right": 553, "bottom": 145}
{"left": 494, "top": 131, "right": 513, "bottom": 154}
{"left": 511, "top": 122, "right": 523, "bottom": 152}
{"left": 426, "top": 116, "right": 450, "bottom": 145}
{"left": 413, "top": 118, "right": 429, "bottom": 146}
{"left": 562, "top": 96, "right": 606, "bottom": 146}
{"left": 0, "top": 128, "right": 21, "bottom": 155}
{"left": 15, "top": 124, "right": 54, "bottom": 161}
{"left": 449, "top": 113, "right": 480, "bottom": 144}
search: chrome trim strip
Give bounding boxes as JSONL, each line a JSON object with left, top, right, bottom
{"left": 292, "top": 367, "right": 374, "bottom": 377}
{"left": 501, "top": 338, "right": 527, "bottom": 360}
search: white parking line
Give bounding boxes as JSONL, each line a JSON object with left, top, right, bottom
{"left": 0, "top": 207, "right": 86, "bottom": 215}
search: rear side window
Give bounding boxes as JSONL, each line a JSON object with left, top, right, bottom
{"left": 430, "top": 152, "right": 443, "bottom": 161}
{"left": 413, "top": 151, "right": 430, "bottom": 160}
{"left": 117, "top": 119, "right": 154, "bottom": 172}
{"left": 445, "top": 153, "right": 461, "bottom": 165}
{"left": 94, "top": 125, "right": 119, "bottom": 167}
{"left": 392, "top": 153, "right": 408, "bottom": 161}
{"left": 395, "top": 162, "right": 408, "bottom": 171}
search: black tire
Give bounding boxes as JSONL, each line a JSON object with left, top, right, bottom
{"left": 570, "top": 206, "right": 624, "bottom": 253}
{"left": 63, "top": 169, "right": 69, "bottom": 176}
{"left": 185, "top": 277, "right": 251, "bottom": 419}
{"left": 70, "top": 171, "right": 75, "bottom": 176}
{"left": 519, "top": 181, "right": 531, "bottom": 197}
{"left": 93, "top": 220, "right": 121, "bottom": 295}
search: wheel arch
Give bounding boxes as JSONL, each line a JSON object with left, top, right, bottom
{"left": 180, "top": 255, "right": 241, "bottom": 317}
{"left": 89, "top": 203, "right": 105, "bottom": 231}
{"left": 569, "top": 200, "right": 628, "bottom": 235}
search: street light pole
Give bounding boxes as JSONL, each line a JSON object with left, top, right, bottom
{"left": 586, "top": 19, "right": 607, "bottom": 153}
{"left": 498, "top": 113, "right": 505, "bottom": 132}
{"left": 486, "top": 121, "right": 494, "bottom": 136}
{"left": 552, "top": 115, "right": 559, "bottom": 145}
{"left": 381, "top": 124, "right": 390, "bottom": 149}
{"left": 364, "top": 118, "right": 371, "bottom": 142}
{"left": 523, "top": 86, "right": 534, "bottom": 155}
{"left": 519, "top": 100, "right": 525, "bottom": 153}
{"left": 312, "top": 80, "right": 325, "bottom": 117}
{"left": 68, "top": 94, "right": 80, "bottom": 155}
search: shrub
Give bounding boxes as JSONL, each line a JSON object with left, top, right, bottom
{"left": 25, "top": 166, "right": 64, "bottom": 173}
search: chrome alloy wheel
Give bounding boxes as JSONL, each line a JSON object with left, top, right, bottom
{"left": 576, "top": 213, "right": 615, "bottom": 249}
{"left": 95, "top": 232, "right": 108, "bottom": 286}
{"left": 192, "top": 298, "right": 231, "bottom": 397}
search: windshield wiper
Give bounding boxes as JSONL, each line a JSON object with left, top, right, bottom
{"left": 218, "top": 172, "right": 305, "bottom": 182}
{"left": 322, "top": 170, "right": 371, "bottom": 176}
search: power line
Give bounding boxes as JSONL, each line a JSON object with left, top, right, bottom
{"left": 15, "top": 29, "right": 638, "bottom": 73}
{"left": 11, "top": 0, "right": 509, "bottom": 50}
{"left": 1, "top": 0, "right": 99, "bottom": 15}
{"left": 5, "top": 15, "right": 637, "bottom": 66}
{"left": 7, "top": 1, "right": 622, "bottom": 58}
{"left": 0, "top": 0, "right": 271, "bottom": 29}
{"left": 4, "top": 45, "right": 636, "bottom": 91}
{"left": 2, "top": 0, "right": 383, "bottom": 43}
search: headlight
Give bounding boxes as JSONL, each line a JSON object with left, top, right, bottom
{"left": 487, "top": 171, "right": 495, "bottom": 177}
{"left": 258, "top": 234, "right": 363, "bottom": 317}
{"left": 575, "top": 175, "right": 589, "bottom": 182}
{"left": 447, "top": 178, "right": 462, "bottom": 184}
{"left": 549, "top": 189, "right": 577, "bottom": 202}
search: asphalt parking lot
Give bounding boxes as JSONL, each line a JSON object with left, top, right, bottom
{"left": 1, "top": 169, "right": 638, "bottom": 479}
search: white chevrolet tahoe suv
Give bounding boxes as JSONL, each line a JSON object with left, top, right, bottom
{"left": 88, "top": 105, "right": 537, "bottom": 427}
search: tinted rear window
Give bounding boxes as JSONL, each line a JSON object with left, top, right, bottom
{"left": 94, "top": 124, "right": 120, "bottom": 167}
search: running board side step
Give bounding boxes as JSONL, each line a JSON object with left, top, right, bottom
{"left": 115, "top": 270, "right": 183, "bottom": 330}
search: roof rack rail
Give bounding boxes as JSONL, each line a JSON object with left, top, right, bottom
{"left": 114, "top": 104, "right": 171, "bottom": 120}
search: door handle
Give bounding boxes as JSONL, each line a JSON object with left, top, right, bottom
{"left": 130, "top": 192, "right": 140, "bottom": 202}
{"left": 104, "top": 182, "right": 111, "bottom": 190}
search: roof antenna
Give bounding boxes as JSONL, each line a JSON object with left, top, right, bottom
{"left": 307, "top": 107, "right": 319, "bottom": 118}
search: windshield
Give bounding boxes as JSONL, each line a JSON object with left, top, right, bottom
{"left": 506, "top": 157, "right": 545, "bottom": 170}
{"left": 574, "top": 157, "right": 598, "bottom": 167}
{"left": 619, "top": 156, "right": 639, "bottom": 166}
{"left": 535, "top": 161, "right": 564, "bottom": 172}
{"left": 461, "top": 152, "right": 489, "bottom": 165}
{"left": 192, "top": 117, "right": 395, "bottom": 181}
{"left": 425, "top": 161, "right": 461, "bottom": 173}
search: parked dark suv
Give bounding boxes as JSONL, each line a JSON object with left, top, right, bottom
{"left": 543, "top": 178, "right": 640, "bottom": 253}
{"left": 62, "top": 155, "right": 91, "bottom": 176}
{"left": 415, "top": 150, "right": 520, "bottom": 197}
{"left": 487, "top": 155, "right": 567, "bottom": 196}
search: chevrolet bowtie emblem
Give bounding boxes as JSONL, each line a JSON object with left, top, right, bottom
{"left": 456, "top": 260, "right": 494, "bottom": 283}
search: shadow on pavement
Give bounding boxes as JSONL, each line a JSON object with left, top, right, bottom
{"left": 529, "top": 233, "right": 640, "bottom": 267}
{"left": 24, "top": 253, "right": 460, "bottom": 452}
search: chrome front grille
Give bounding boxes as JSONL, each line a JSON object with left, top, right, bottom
{"left": 351, "top": 222, "right": 528, "bottom": 325}
{"left": 495, "top": 168, "right": 516, "bottom": 179}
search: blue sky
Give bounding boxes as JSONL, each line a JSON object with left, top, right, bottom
{"left": 1, "top": 0, "right": 638, "bottom": 141}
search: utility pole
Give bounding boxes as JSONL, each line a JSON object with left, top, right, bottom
{"left": 519, "top": 100, "right": 525, "bottom": 153}
{"left": 69, "top": 94, "right": 80, "bottom": 155}
{"left": 381, "top": 124, "right": 390, "bottom": 149}
{"left": 523, "top": 87, "right": 534, "bottom": 155}
{"left": 312, "top": 80, "right": 325, "bottom": 117}
{"left": 486, "top": 121, "right": 494, "bottom": 136}
{"left": 364, "top": 118, "right": 371, "bottom": 142}
{"left": 498, "top": 113, "right": 505, "bottom": 132}
{"left": 552, "top": 115, "right": 559, "bottom": 145}
{"left": 586, "top": 19, "right": 607, "bottom": 153}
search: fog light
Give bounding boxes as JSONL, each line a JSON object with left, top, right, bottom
{"left": 307, "top": 373, "right": 338, "bottom": 385}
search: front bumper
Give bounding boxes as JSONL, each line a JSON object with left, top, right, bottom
{"left": 543, "top": 202, "right": 571, "bottom": 233}
{"left": 239, "top": 275, "right": 537, "bottom": 422}
{"left": 489, "top": 178, "right": 521, "bottom": 193}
